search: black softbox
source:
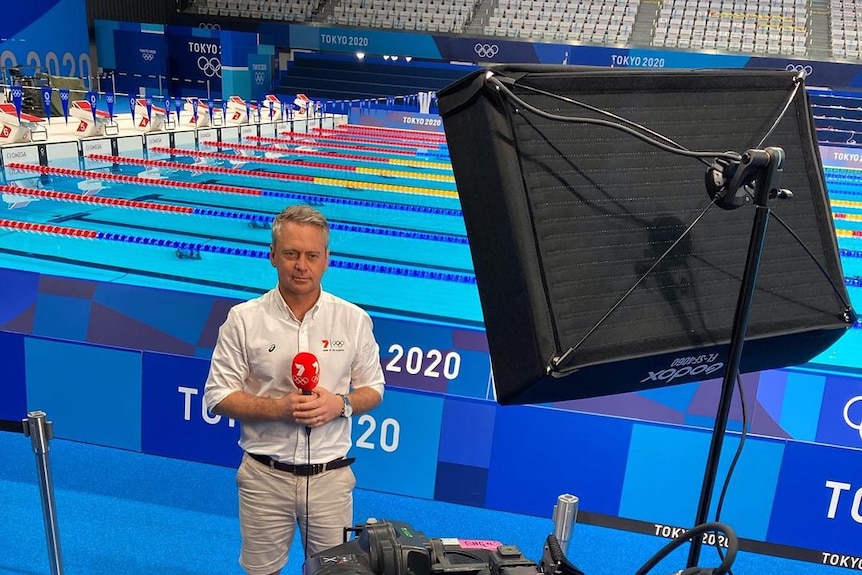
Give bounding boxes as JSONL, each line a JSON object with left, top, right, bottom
{"left": 437, "top": 65, "right": 854, "bottom": 405}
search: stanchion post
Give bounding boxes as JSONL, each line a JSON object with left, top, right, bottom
{"left": 552, "top": 493, "right": 579, "bottom": 556}
{"left": 22, "top": 411, "right": 64, "bottom": 575}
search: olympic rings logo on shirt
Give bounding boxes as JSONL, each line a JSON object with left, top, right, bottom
{"left": 474, "top": 43, "right": 499, "bottom": 59}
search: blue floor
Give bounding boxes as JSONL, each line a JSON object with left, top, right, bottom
{"left": 0, "top": 432, "right": 854, "bottom": 575}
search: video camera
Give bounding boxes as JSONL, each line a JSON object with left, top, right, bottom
{"left": 304, "top": 518, "right": 739, "bottom": 575}
{"left": 304, "top": 519, "right": 563, "bottom": 575}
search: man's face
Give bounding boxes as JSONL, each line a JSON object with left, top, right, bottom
{"left": 270, "top": 221, "right": 329, "bottom": 301}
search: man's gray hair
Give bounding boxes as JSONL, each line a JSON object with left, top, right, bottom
{"left": 271, "top": 204, "right": 330, "bottom": 247}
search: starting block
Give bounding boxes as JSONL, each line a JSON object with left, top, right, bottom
{"left": 225, "top": 96, "right": 260, "bottom": 124}
{"left": 70, "top": 100, "right": 118, "bottom": 137}
{"left": 293, "top": 93, "right": 313, "bottom": 117}
{"left": 261, "top": 95, "right": 284, "bottom": 122}
{"left": 182, "top": 98, "right": 212, "bottom": 128}
{"left": 0, "top": 103, "right": 48, "bottom": 144}
{"left": 133, "top": 99, "right": 167, "bottom": 132}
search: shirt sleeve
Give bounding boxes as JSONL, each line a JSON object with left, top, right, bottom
{"left": 350, "top": 312, "right": 386, "bottom": 399}
{"left": 203, "top": 307, "right": 249, "bottom": 412}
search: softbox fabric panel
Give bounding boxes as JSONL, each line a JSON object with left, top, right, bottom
{"left": 438, "top": 66, "right": 853, "bottom": 405}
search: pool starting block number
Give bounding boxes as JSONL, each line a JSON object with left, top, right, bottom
{"left": 0, "top": 103, "right": 47, "bottom": 144}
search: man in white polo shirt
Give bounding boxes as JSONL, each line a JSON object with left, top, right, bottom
{"left": 204, "top": 204, "right": 385, "bottom": 575}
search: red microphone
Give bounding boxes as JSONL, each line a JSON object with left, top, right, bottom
{"left": 292, "top": 352, "right": 320, "bottom": 395}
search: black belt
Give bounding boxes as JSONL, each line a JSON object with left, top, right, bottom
{"left": 247, "top": 452, "right": 355, "bottom": 476}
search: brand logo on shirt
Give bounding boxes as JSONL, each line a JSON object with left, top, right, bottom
{"left": 322, "top": 339, "right": 345, "bottom": 352}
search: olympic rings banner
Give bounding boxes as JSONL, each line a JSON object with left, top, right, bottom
{"left": 166, "top": 30, "right": 223, "bottom": 94}
{"left": 111, "top": 30, "right": 168, "bottom": 97}
{"left": 0, "top": 0, "right": 89, "bottom": 79}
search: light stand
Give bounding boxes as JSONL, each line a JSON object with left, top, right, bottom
{"left": 687, "top": 146, "right": 788, "bottom": 567}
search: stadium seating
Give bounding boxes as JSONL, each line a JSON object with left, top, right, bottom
{"left": 484, "top": 0, "right": 638, "bottom": 44}
{"left": 328, "top": 0, "right": 480, "bottom": 33}
{"left": 651, "top": 0, "right": 808, "bottom": 56}
{"left": 192, "top": 0, "right": 321, "bottom": 22}
{"left": 831, "top": 0, "right": 862, "bottom": 60}
{"left": 171, "top": 0, "right": 862, "bottom": 63}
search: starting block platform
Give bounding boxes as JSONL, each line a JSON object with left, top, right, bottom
{"left": 133, "top": 99, "right": 167, "bottom": 132}
{"left": 225, "top": 96, "right": 257, "bottom": 124}
{"left": 261, "top": 95, "right": 283, "bottom": 121}
{"left": 182, "top": 98, "right": 212, "bottom": 128}
{"left": 0, "top": 103, "right": 48, "bottom": 144}
{"left": 70, "top": 101, "right": 119, "bottom": 138}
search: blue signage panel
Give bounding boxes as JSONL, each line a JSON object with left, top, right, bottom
{"left": 815, "top": 374, "right": 862, "bottom": 450}
{"left": 0, "top": 269, "right": 39, "bottom": 328}
{"left": 303, "top": 26, "right": 443, "bottom": 60}
{"left": 767, "top": 440, "right": 862, "bottom": 556}
{"left": 349, "top": 107, "right": 445, "bottom": 133}
{"left": 748, "top": 57, "right": 862, "bottom": 91}
{"left": 166, "top": 30, "right": 223, "bottom": 96}
{"left": 0, "top": 0, "right": 89, "bottom": 78}
{"left": 248, "top": 53, "right": 272, "bottom": 96}
{"left": 24, "top": 338, "right": 143, "bottom": 450}
{"left": 350, "top": 387, "right": 444, "bottom": 499}
{"left": 113, "top": 30, "right": 168, "bottom": 96}
{"left": 621, "top": 426, "right": 783, "bottom": 540}
{"left": 0, "top": 331, "right": 27, "bottom": 421}
{"left": 434, "top": 36, "right": 539, "bottom": 64}
{"left": 141, "top": 351, "right": 243, "bottom": 467}
{"left": 485, "top": 406, "right": 633, "bottom": 517}
{"left": 372, "top": 316, "right": 491, "bottom": 400}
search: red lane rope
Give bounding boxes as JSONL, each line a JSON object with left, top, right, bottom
{"left": 319, "top": 126, "right": 447, "bottom": 144}
{"left": 284, "top": 130, "right": 440, "bottom": 152}
{"left": 82, "top": 154, "right": 316, "bottom": 182}
{"left": 333, "top": 124, "right": 447, "bottom": 141}
{"left": 200, "top": 140, "right": 453, "bottom": 169}
{"left": 0, "top": 218, "right": 98, "bottom": 238}
{"left": 147, "top": 146, "right": 359, "bottom": 173}
{"left": 5, "top": 163, "right": 264, "bottom": 196}
{"left": 0, "top": 183, "right": 194, "bottom": 213}
{"left": 248, "top": 135, "right": 420, "bottom": 157}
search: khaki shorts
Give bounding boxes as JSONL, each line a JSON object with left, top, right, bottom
{"left": 236, "top": 453, "right": 356, "bottom": 575}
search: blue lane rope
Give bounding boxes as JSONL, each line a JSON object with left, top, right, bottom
{"left": 95, "top": 232, "right": 476, "bottom": 283}
{"left": 189, "top": 209, "right": 468, "bottom": 244}
{"left": 259, "top": 189, "right": 463, "bottom": 217}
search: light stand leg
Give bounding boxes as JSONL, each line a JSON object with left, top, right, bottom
{"left": 687, "top": 148, "right": 784, "bottom": 568}
{"left": 23, "top": 411, "right": 64, "bottom": 575}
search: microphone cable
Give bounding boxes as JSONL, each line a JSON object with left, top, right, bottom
{"left": 303, "top": 422, "right": 312, "bottom": 560}
{"left": 541, "top": 522, "right": 737, "bottom": 575}
{"left": 707, "top": 370, "right": 748, "bottom": 575}
{"left": 633, "top": 522, "right": 739, "bottom": 575}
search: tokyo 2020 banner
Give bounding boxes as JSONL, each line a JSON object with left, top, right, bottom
{"left": 0, "top": 0, "right": 90, "bottom": 79}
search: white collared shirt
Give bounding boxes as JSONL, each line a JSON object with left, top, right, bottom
{"left": 204, "top": 287, "right": 385, "bottom": 464}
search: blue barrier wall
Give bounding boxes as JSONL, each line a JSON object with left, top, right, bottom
{"left": 0, "top": 0, "right": 90, "bottom": 79}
